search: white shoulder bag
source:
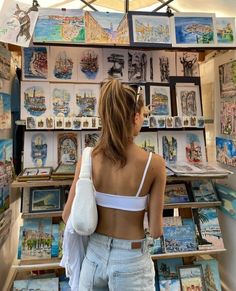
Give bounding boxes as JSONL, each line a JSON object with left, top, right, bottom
{"left": 71, "top": 147, "right": 98, "bottom": 235}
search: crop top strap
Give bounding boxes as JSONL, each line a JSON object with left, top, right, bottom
{"left": 136, "top": 152, "right": 153, "bottom": 197}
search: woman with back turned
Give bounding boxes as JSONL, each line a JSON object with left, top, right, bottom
{"left": 62, "top": 78, "right": 166, "bottom": 290}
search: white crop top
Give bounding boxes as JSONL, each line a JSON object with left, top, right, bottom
{"left": 95, "top": 152, "right": 152, "bottom": 211}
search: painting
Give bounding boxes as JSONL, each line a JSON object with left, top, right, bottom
{"left": 171, "top": 13, "right": 216, "bottom": 47}
{"left": 0, "top": 0, "right": 39, "bottom": 47}
{"left": 185, "top": 132, "right": 205, "bottom": 163}
{"left": 21, "top": 82, "right": 50, "bottom": 120}
{"left": 85, "top": 11, "right": 129, "bottom": 45}
{"left": 0, "top": 47, "right": 11, "bottom": 80}
{"left": 219, "top": 60, "right": 236, "bottom": 98}
{"left": 28, "top": 278, "right": 59, "bottom": 290}
{"left": 56, "top": 132, "right": 79, "bottom": 165}
{"left": 220, "top": 101, "right": 236, "bottom": 135}
{"left": 152, "top": 51, "right": 176, "bottom": 83}
{"left": 81, "top": 131, "right": 100, "bottom": 150}
{"left": 162, "top": 135, "right": 178, "bottom": 163}
{"left": 50, "top": 46, "right": 77, "bottom": 81}
{"left": 0, "top": 140, "right": 12, "bottom": 164}
{"left": 74, "top": 84, "right": 100, "bottom": 117}
{"left": 50, "top": 83, "right": 75, "bottom": 117}
{"left": 0, "top": 183, "right": 10, "bottom": 215}
{"left": 216, "top": 137, "right": 236, "bottom": 167}
{"left": 77, "top": 48, "right": 103, "bottom": 82}
{"left": 129, "top": 12, "right": 171, "bottom": 45}
{"left": 24, "top": 131, "right": 55, "bottom": 168}
{"left": 175, "top": 84, "right": 202, "bottom": 117}
{"left": 22, "top": 46, "right": 49, "bottom": 80}
{"left": 150, "top": 85, "right": 171, "bottom": 116}
{"left": 176, "top": 52, "right": 200, "bottom": 77}
{"left": 216, "top": 17, "right": 236, "bottom": 45}
{"left": 0, "top": 93, "right": 11, "bottom": 129}
{"left": 178, "top": 265, "right": 206, "bottom": 291}
{"left": 159, "top": 279, "right": 181, "bottom": 291}
{"left": 103, "top": 49, "right": 128, "bottom": 81}
{"left": 29, "top": 188, "right": 62, "bottom": 213}
{"left": 215, "top": 183, "right": 236, "bottom": 220}
{"left": 164, "top": 183, "right": 189, "bottom": 203}
{"left": 157, "top": 258, "right": 183, "bottom": 280}
{"left": 191, "top": 180, "right": 218, "bottom": 202}
{"left": 34, "top": 8, "right": 85, "bottom": 43}
{"left": 13, "top": 279, "right": 28, "bottom": 290}
{"left": 128, "top": 50, "right": 152, "bottom": 82}
{"left": 174, "top": 116, "right": 183, "bottom": 128}
{"left": 134, "top": 132, "right": 158, "bottom": 153}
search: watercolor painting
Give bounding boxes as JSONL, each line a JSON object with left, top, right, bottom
{"left": 81, "top": 131, "right": 100, "bottom": 150}
{"left": 13, "top": 280, "right": 28, "bottom": 290}
{"left": 162, "top": 135, "right": 178, "bottom": 163}
{"left": 131, "top": 14, "right": 171, "bottom": 44}
{"left": 185, "top": 133, "right": 203, "bottom": 163}
{"left": 128, "top": 50, "right": 151, "bottom": 82}
{"left": 150, "top": 85, "right": 171, "bottom": 116}
{"left": 22, "top": 46, "right": 48, "bottom": 80}
{"left": 157, "top": 258, "right": 183, "bottom": 280}
{"left": 165, "top": 183, "right": 189, "bottom": 203}
{"left": 152, "top": 51, "right": 176, "bottom": 83}
{"left": 0, "top": 184, "right": 10, "bottom": 215}
{"left": 56, "top": 132, "right": 78, "bottom": 164}
{"left": 216, "top": 137, "right": 236, "bottom": 167}
{"left": 159, "top": 279, "right": 181, "bottom": 291}
{"left": 172, "top": 13, "right": 216, "bottom": 47}
{"left": 191, "top": 180, "right": 218, "bottom": 202}
{"left": 0, "top": 140, "right": 12, "bottom": 164}
{"left": 85, "top": 11, "right": 129, "bottom": 45}
{"left": 0, "top": 0, "right": 38, "bottom": 47}
{"left": 0, "top": 47, "right": 11, "bottom": 80}
{"left": 216, "top": 17, "right": 235, "bottom": 45}
{"left": 134, "top": 132, "right": 158, "bottom": 153}
{"left": 176, "top": 84, "right": 202, "bottom": 117}
{"left": 0, "top": 93, "right": 11, "bottom": 129}
{"left": 103, "top": 49, "right": 128, "bottom": 81}
{"left": 219, "top": 60, "right": 236, "bottom": 98}
{"left": 220, "top": 101, "right": 236, "bottom": 135}
{"left": 34, "top": 8, "right": 85, "bottom": 43}
{"left": 215, "top": 183, "right": 236, "bottom": 220}
{"left": 77, "top": 48, "right": 103, "bottom": 82}
{"left": 178, "top": 265, "right": 205, "bottom": 291}
{"left": 75, "top": 84, "right": 99, "bottom": 117}
{"left": 21, "top": 82, "right": 50, "bottom": 120}
{"left": 28, "top": 278, "right": 59, "bottom": 290}
{"left": 176, "top": 52, "right": 199, "bottom": 77}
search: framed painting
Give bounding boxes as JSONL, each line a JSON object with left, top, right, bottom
{"left": 81, "top": 131, "right": 100, "bottom": 151}
{"left": 85, "top": 11, "right": 129, "bottom": 45}
{"left": 0, "top": 92, "right": 11, "bottom": 129}
{"left": 178, "top": 265, "right": 206, "bottom": 291}
{"left": 176, "top": 51, "right": 200, "bottom": 77}
{"left": 33, "top": 8, "right": 85, "bottom": 44}
{"left": 49, "top": 46, "right": 78, "bottom": 82}
{"left": 134, "top": 132, "right": 158, "bottom": 153}
{"left": 171, "top": 13, "right": 217, "bottom": 47}
{"left": 0, "top": 47, "right": 10, "bottom": 80}
{"left": 128, "top": 12, "right": 171, "bottom": 46}
{"left": 77, "top": 47, "right": 103, "bottom": 82}
{"left": 20, "top": 81, "right": 50, "bottom": 120}
{"left": 17, "top": 167, "right": 52, "bottom": 181}
{"left": 219, "top": 60, "right": 236, "bottom": 98}
{"left": 216, "top": 17, "right": 236, "bottom": 46}
{"left": 22, "top": 46, "right": 49, "bottom": 81}
{"left": 29, "top": 187, "right": 63, "bottom": 213}
{"left": 216, "top": 137, "right": 236, "bottom": 167}
{"left": 149, "top": 85, "right": 171, "bottom": 116}
{"left": 175, "top": 83, "right": 202, "bottom": 117}
{"left": 152, "top": 51, "right": 176, "bottom": 83}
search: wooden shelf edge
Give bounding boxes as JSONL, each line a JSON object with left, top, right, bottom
{"left": 164, "top": 201, "right": 222, "bottom": 209}
{"left": 22, "top": 211, "right": 63, "bottom": 218}
{"left": 167, "top": 175, "right": 229, "bottom": 181}
{"left": 151, "top": 248, "right": 227, "bottom": 260}
{"left": 11, "top": 179, "right": 73, "bottom": 188}
{"left": 12, "top": 259, "right": 62, "bottom": 271}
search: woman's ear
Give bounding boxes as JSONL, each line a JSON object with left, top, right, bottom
{"left": 134, "top": 112, "right": 140, "bottom": 124}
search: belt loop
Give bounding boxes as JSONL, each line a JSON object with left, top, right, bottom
{"left": 107, "top": 237, "right": 113, "bottom": 250}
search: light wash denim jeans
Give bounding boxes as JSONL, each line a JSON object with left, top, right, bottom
{"left": 78, "top": 232, "right": 155, "bottom": 291}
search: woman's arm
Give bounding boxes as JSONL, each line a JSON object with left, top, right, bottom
{"left": 148, "top": 154, "right": 166, "bottom": 239}
{"left": 62, "top": 158, "right": 82, "bottom": 223}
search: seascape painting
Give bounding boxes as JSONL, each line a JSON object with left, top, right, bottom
{"left": 134, "top": 132, "right": 158, "bottom": 153}
{"left": 22, "top": 46, "right": 48, "bottom": 80}
{"left": 191, "top": 180, "right": 218, "bottom": 202}
{"left": 150, "top": 86, "right": 171, "bottom": 116}
{"left": 176, "top": 52, "right": 199, "bottom": 77}
{"left": 159, "top": 279, "right": 181, "bottom": 291}
{"left": 85, "top": 11, "right": 129, "bottom": 44}
{"left": 152, "top": 51, "right": 176, "bottom": 83}
{"left": 0, "top": 47, "right": 10, "bottom": 80}
{"left": 216, "top": 137, "right": 236, "bottom": 167}
{"left": 215, "top": 183, "right": 236, "bottom": 220}
{"left": 216, "top": 17, "right": 235, "bottom": 45}
{"left": 219, "top": 60, "right": 236, "bottom": 98}
{"left": 172, "top": 13, "right": 216, "bottom": 47}
{"left": 164, "top": 183, "right": 189, "bottom": 203}
{"left": 0, "top": 93, "right": 11, "bottom": 129}
{"left": 131, "top": 14, "right": 171, "bottom": 44}
{"left": 30, "top": 188, "right": 61, "bottom": 213}
{"left": 0, "top": 0, "right": 39, "bottom": 47}
{"left": 178, "top": 265, "right": 205, "bottom": 291}
{"left": 34, "top": 8, "right": 85, "bottom": 43}
{"left": 157, "top": 258, "right": 183, "bottom": 280}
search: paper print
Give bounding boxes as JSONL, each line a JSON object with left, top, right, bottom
{"left": 77, "top": 47, "right": 103, "bottom": 82}
{"left": 74, "top": 84, "right": 100, "bottom": 117}
{"left": 128, "top": 50, "right": 151, "bottom": 82}
{"left": 56, "top": 132, "right": 79, "bottom": 164}
{"left": 21, "top": 82, "right": 50, "bottom": 120}
{"left": 22, "top": 46, "right": 49, "bottom": 80}
{"left": 174, "top": 116, "right": 182, "bottom": 128}
{"left": 171, "top": 13, "right": 216, "bottom": 47}
{"left": 85, "top": 12, "right": 129, "bottom": 45}
{"left": 0, "top": 140, "right": 12, "bottom": 164}
{"left": 150, "top": 85, "right": 171, "bottom": 116}
{"left": 81, "top": 131, "right": 100, "bottom": 150}
{"left": 28, "top": 277, "right": 59, "bottom": 290}
{"left": 216, "top": 17, "right": 236, "bottom": 45}
{"left": 216, "top": 137, "right": 236, "bottom": 167}
{"left": 159, "top": 279, "right": 181, "bottom": 291}
{"left": 162, "top": 135, "right": 178, "bottom": 163}
{"left": 185, "top": 133, "right": 204, "bottom": 163}
{"left": 215, "top": 183, "right": 236, "bottom": 220}
{"left": 152, "top": 51, "right": 176, "bottom": 83}
{"left": 34, "top": 8, "right": 85, "bottom": 43}
{"left": 157, "top": 258, "right": 183, "bottom": 280}
{"left": 0, "top": 47, "right": 11, "bottom": 80}
{"left": 134, "top": 132, "right": 158, "bottom": 153}
{"left": 0, "top": 93, "right": 11, "bottom": 129}
{"left": 166, "top": 117, "right": 174, "bottom": 128}
{"left": 220, "top": 101, "right": 236, "bottom": 135}
{"left": 178, "top": 266, "right": 205, "bottom": 291}
{"left": 176, "top": 52, "right": 199, "bottom": 77}
{"left": 131, "top": 14, "right": 171, "bottom": 44}
{"left": 50, "top": 46, "right": 77, "bottom": 81}
{"left": 219, "top": 60, "right": 236, "bottom": 98}
{"left": 0, "top": 0, "right": 38, "bottom": 47}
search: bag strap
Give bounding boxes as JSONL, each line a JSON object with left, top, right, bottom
{"left": 79, "top": 147, "right": 93, "bottom": 179}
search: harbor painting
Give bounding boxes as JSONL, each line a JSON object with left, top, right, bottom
{"left": 150, "top": 85, "right": 171, "bottom": 116}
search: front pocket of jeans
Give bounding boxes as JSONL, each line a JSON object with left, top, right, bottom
{"left": 79, "top": 256, "right": 97, "bottom": 290}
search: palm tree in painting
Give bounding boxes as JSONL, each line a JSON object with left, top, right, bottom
{"left": 193, "top": 209, "right": 211, "bottom": 245}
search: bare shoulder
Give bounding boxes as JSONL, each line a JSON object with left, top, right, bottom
{"left": 150, "top": 153, "right": 166, "bottom": 176}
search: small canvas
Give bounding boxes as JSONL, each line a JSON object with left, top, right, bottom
{"left": 81, "top": 131, "right": 100, "bottom": 150}
{"left": 28, "top": 277, "right": 59, "bottom": 290}
{"left": 0, "top": 47, "right": 11, "bottom": 80}
{"left": 178, "top": 265, "right": 205, "bottom": 291}
{"left": 85, "top": 12, "right": 129, "bottom": 45}
{"left": 157, "top": 258, "right": 183, "bottom": 280}
{"left": 134, "top": 132, "right": 158, "bottom": 153}
{"left": 103, "top": 49, "right": 128, "bottom": 81}
{"left": 191, "top": 180, "right": 218, "bottom": 202}
{"left": 45, "top": 116, "right": 54, "bottom": 129}
{"left": 0, "top": 139, "right": 12, "bottom": 163}
{"left": 165, "top": 183, "right": 189, "bottom": 203}
{"left": 26, "top": 117, "right": 36, "bottom": 129}
{"left": 21, "top": 81, "right": 50, "bottom": 120}
{"left": 163, "top": 216, "right": 182, "bottom": 227}
{"left": 150, "top": 85, "right": 171, "bottom": 116}
{"left": 173, "top": 116, "right": 182, "bottom": 128}
{"left": 176, "top": 51, "right": 199, "bottom": 77}
{"left": 51, "top": 223, "right": 59, "bottom": 257}
{"left": 215, "top": 183, "right": 236, "bottom": 220}
{"left": 22, "top": 46, "right": 49, "bottom": 80}
{"left": 171, "top": 13, "right": 217, "bottom": 47}
{"left": 152, "top": 51, "right": 176, "bottom": 83}
{"left": 35, "top": 116, "right": 46, "bottom": 129}
{"left": 128, "top": 50, "right": 152, "bottom": 82}
{"left": 216, "top": 17, "right": 236, "bottom": 45}
{"left": 0, "top": 93, "right": 11, "bottom": 129}
{"left": 49, "top": 46, "right": 78, "bottom": 82}
{"left": 34, "top": 8, "right": 85, "bottom": 43}
{"left": 219, "top": 60, "right": 236, "bottom": 98}
{"left": 216, "top": 137, "right": 236, "bottom": 167}
{"left": 159, "top": 279, "right": 181, "bottom": 291}
{"left": 13, "top": 279, "right": 28, "bottom": 290}
{"left": 77, "top": 47, "right": 103, "bottom": 82}
{"left": 166, "top": 117, "right": 174, "bottom": 128}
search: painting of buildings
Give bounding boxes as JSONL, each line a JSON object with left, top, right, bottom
{"left": 219, "top": 60, "right": 236, "bottom": 98}
{"left": 0, "top": 47, "right": 10, "bottom": 80}
{"left": 216, "top": 137, "right": 236, "bottom": 167}
{"left": 0, "top": 93, "right": 11, "bottom": 129}
{"left": 150, "top": 86, "right": 171, "bottom": 116}
{"left": 216, "top": 17, "right": 235, "bottom": 45}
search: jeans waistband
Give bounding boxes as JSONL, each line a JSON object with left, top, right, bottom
{"left": 90, "top": 233, "right": 147, "bottom": 250}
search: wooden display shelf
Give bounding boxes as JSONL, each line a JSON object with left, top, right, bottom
{"left": 151, "top": 248, "right": 226, "bottom": 260}
{"left": 12, "top": 258, "right": 62, "bottom": 272}
{"left": 11, "top": 179, "right": 73, "bottom": 188}
{"left": 164, "top": 201, "right": 222, "bottom": 209}
{"left": 22, "top": 211, "right": 63, "bottom": 219}
{"left": 167, "top": 174, "right": 229, "bottom": 182}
